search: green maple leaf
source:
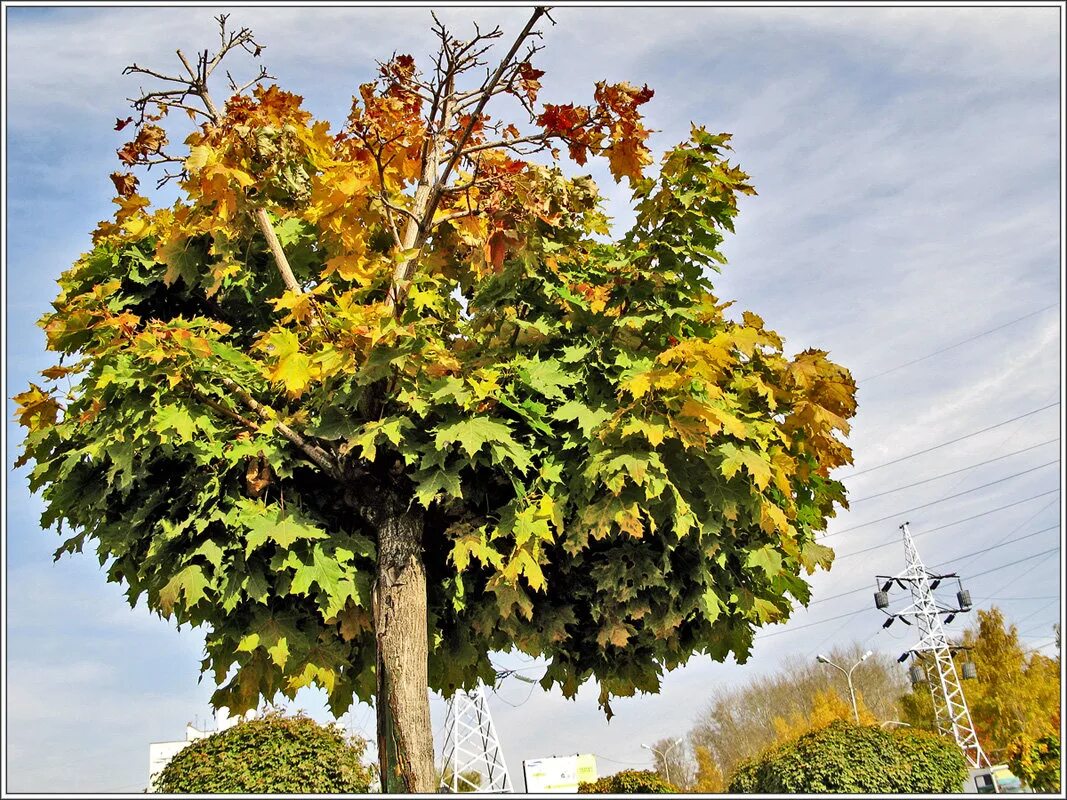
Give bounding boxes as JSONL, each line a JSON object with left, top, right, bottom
{"left": 236, "top": 612, "right": 304, "bottom": 669}
{"left": 284, "top": 546, "right": 344, "bottom": 600}
{"left": 745, "top": 545, "right": 784, "bottom": 577}
{"left": 435, "top": 417, "right": 515, "bottom": 458}
{"left": 154, "top": 404, "right": 197, "bottom": 443}
{"left": 192, "top": 538, "right": 225, "bottom": 569}
{"left": 159, "top": 564, "right": 211, "bottom": 615}
{"left": 799, "top": 540, "right": 835, "bottom": 573}
{"left": 516, "top": 356, "right": 579, "bottom": 400}
{"left": 701, "top": 586, "right": 724, "bottom": 624}
{"left": 717, "top": 442, "right": 772, "bottom": 489}
{"left": 242, "top": 505, "right": 328, "bottom": 556}
{"left": 551, "top": 400, "right": 612, "bottom": 436}
{"left": 413, "top": 467, "right": 463, "bottom": 508}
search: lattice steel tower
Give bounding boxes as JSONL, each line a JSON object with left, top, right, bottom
{"left": 874, "top": 522, "right": 988, "bottom": 769}
{"left": 439, "top": 685, "right": 513, "bottom": 792}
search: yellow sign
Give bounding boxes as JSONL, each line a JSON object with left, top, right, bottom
{"left": 523, "top": 754, "right": 599, "bottom": 793}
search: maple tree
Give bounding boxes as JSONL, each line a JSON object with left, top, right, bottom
{"left": 14, "top": 9, "right": 857, "bottom": 792}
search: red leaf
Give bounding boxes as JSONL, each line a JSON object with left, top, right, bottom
{"left": 486, "top": 231, "right": 507, "bottom": 272}
{"left": 115, "top": 116, "right": 134, "bottom": 131}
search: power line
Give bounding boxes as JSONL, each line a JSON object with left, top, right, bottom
{"left": 810, "top": 525, "right": 1059, "bottom": 606}
{"left": 931, "top": 525, "right": 1059, "bottom": 569}
{"left": 759, "top": 547, "right": 1059, "bottom": 640}
{"left": 758, "top": 607, "right": 865, "bottom": 639}
{"left": 968, "top": 547, "right": 1059, "bottom": 580}
{"left": 1010, "top": 599, "right": 1060, "bottom": 630}
{"left": 949, "top": 496, "right": 1060, "bottom": 574}
{"left": 831, "top": 489, "right": 1059, "bottom": 560}
{"left": 857, "top": 303, "right": 1058, "bottom": 383}
{"left": 849, "top": 440, "right": 1059, "bottom": 503}
{"left": 825, "top": 462, "right": 1058, "bottom": 539}
{"left": 840, "top": 403, "right": 1059, "bottom": 479}
{"left": 987, "top": 544, "right": 1063, "bottom": 598}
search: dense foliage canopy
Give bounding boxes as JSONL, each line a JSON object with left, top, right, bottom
{"left": 15, "top": 12, "right": 856, "bottom": 724}
{"left": 153, "top": 712, "right": 374, "bottom": 793}
{"left": 727, "top": 720, "right": 968, "bottom": 793}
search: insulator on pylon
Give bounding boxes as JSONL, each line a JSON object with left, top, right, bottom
{"left": 957, "top": 589, "right": 971, "bottom": 610}
{"left": 909, "top": 664, "right": 926, "bottom": 686}
{"left": 874, "top": 590, "right": 889, "bottom": 609}
{"left": 961, "top": 661, "right": 977, "bottom": 680}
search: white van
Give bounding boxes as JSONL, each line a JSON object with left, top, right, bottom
{"left": 966, "top": 764, "right": 1030, "bottom": 794}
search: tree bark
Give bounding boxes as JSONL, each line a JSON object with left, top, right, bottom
{"left": 374, "top": 505, "right": 435, "bottom": 793}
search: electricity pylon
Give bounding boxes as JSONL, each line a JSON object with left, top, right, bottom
{"left": 873, "top": 522, "right": 988, "bottom": 768}
{"left": 439, "top": 685, "right": 513, "bottom": 792}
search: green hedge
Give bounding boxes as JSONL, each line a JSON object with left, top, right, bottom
{"left": 728, "top": 720, "right": 967, "bottom": 793}
{"left": 578, "top": 769, "right": 677, "bottom": 793}
{"left": 154, "top": 711, "right": 374, "bottom": 793}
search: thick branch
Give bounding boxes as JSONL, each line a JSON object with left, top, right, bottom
{"left": 218, "top": 376, "right": 340, "bottom": 478}
{"left": 187, "top": 385, "right": 257, "bottom": 430}
{"left": 254, "top": 207, "right": 302, "bottom": 293}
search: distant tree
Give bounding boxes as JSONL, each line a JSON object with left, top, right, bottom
{"left": 770, "top": 686, "right": 875, "bottom": 743}
{"left": 688, "top": 643, "right": 907, "bottom": 779}
{"left": 153, "top": 711, "right": 374, "bottom": 793}
{"left": 727, "top": 720, "right": 967, "bottom": 794}
{"left": 901, "top": 607, "right": 1060, "bottom": 760}
{"left": 1005, "top": 731, "right": 1060, "bottom": 793}
{"left": 578, "top": 769, "right": 677, "bottom": 793}
{"left": 691, "top": 745, "right": 725, "bottom": 793}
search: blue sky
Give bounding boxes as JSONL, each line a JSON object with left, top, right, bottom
{"left": 3, "top": 3, "right": 1063, "bottom": 793}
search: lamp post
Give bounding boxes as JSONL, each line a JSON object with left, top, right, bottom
{"left": 816, "top": 650, "right": 873, "bottom": 724}
{"left": 641, "top": 739, "right": 683, "bottom": 786}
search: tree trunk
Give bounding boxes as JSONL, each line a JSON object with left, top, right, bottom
{"left": 374, "top": 505, "right": 435, "bottom": 792}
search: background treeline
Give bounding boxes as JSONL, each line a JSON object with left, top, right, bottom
{"left": 647, "top": 607, "right": 1060, "bottom": 792}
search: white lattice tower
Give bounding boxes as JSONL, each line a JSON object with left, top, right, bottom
{"left": 896, "top": 523, "right": 988, "bottom": 768}
{"left": 439, "top": 685, "right": 513, "bottom": 793}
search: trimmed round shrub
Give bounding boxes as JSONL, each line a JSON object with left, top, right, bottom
{"left": 578, "top": 769, "right": 677, "bottom": 793}
{"left": 728, "top": 720, "right": 967, "bottom": 793}
{"left": 154, "top": 711, "right": 374, "bottom": 793}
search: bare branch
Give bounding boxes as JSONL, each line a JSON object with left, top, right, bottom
{"left": 385, "top": 7, "right": 550, "bottom": 314}
{"left": 175, "top": 49, "right": 198, "bottom": 83}
{"left": 153, "top": 169, "right": 187, "bottom": 191}
{"left": 228, "top": 65, "right": 274, "bottom": 95}
{"left": 458, "top": 132, "right": 550, "bottom": 158}
{"left": 433, "top": 8, "right": 549, "bottom": 194}
{"left": 123, "top": 63, "right": 190, "bottom": 84}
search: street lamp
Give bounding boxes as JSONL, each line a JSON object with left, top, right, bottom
{"left": 641, "top": 738, "right": 684, "bottom": 786}
{"left": 816, "top": 650, "right": 873, "bottom": 724}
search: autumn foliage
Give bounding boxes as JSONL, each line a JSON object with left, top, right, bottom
{"left": 15, "top": 11, "right": 857, "bottom": 785}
